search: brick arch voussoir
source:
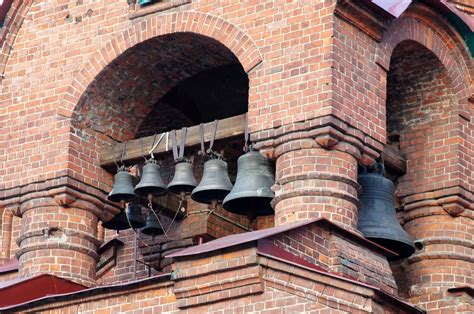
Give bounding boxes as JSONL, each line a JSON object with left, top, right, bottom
{"left": 61, "top": 11, "right": 262, "bottom": 119}
{"left": 0, "top": 0, "right": 34, "bottom": 79}
{"left": 377, "top": 18, "right": 472, "bottom": 113}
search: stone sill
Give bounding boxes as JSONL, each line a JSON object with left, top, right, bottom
{"left": 129, "top": 0, "right": 191, "bottom": 20}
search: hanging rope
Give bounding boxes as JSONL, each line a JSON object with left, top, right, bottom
{"left": 148, "top": 133, "right": 166, "bottom": 160}
{"left": 111, "top": 143, "right": 120, "bottom": 170}
{"left": 207, "top": 120, "right": 218, "bottom": 155}
{"left": 171, "top": 127, "right": 188, "bottom": 162}
{"left": 179, "top": 127, "right": 187, "bottom": 160}
{"left": 140, "top": 137, "right": 147, "bottom": 162}
{"left": 120, "top": 142, "right": 127, "bottom": 167}
{"left": 243, "top": 113, "right": 250, "bottom": 152}
{"left": 198, "top": 120, "right": 219, "bottom": 158}
{"left": 199, "top": 123, "right": 205, "bottom": 156}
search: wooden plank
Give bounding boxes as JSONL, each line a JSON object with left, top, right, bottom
{"left": 383, "top": 145, "right": 407, "bottom": 175}
{"left": 100, "top": 114, "right": 246, "bottom": 169}
{"left": 101, "top": 112, "right": 407, "bottom": 175}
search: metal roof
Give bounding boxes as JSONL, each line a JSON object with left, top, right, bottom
{"left": 166, "top": 217, "right": 397, "bottom": 259}
{"left": 0, "top": 258, "right": 19, "bottom": 274}
{"left": 0, "top": 274, "right": 85, "bottom": 308}
{"left": 1, "top": 273, "right": 172, "bottom": 311}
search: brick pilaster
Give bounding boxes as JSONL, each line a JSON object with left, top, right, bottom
{"left": 1, "top": 180, "right": 119, "bottom": 287}
{"left": 254, "top": 115, "right": 379, "bottom": 232}
{"left": 400, "top": 194, "right": 474, "bottom": 311}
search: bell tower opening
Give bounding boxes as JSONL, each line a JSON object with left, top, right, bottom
{"left": 385, "top": 40, "right": 459, "bottom": 299}
{"left": 72, "top": 32, "right": 261, "bottom": 282}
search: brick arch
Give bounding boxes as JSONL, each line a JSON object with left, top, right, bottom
{"left": 60, "top": 11, "right": 262, "bottom": 119}
{"left": 376, "top": 7, "right": 473, "bottom": 111}
{"left": 0, "top": 0, "right": 34, "bottom": 80}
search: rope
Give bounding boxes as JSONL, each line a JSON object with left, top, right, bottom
{"left": 207, "top": 120, "right": 218, "bottom": 155}
{"left": 243, "top": 113, "right": 249, "bottom": 152}
{"left": 179, "top": 127, "right": 187, "bottom": 160}
{"left": 112, "top": 144, "right": 120, "bottom": 170}
{"left": 149, "top": 133, "right": 165, "bottom": 160}
{"left": 199, "top": 123, "right": 205, "bottom": 155}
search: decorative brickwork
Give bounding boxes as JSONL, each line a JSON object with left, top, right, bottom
{"left": 0, "top": 0, "right": 472, "bottom": 312}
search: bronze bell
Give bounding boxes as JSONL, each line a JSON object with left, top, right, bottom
{"left": 167, "top": 161, "right": 197, "bottom": 196}
{"left": 108, "top": 167, "right": 137, "bottom": 203}
{"left": 134, "top": 159, "right": 167, "bottom": 200}
{"left": 102, "top": 210, "right": 129, "bottom": 231}
{"left": 126, "top": 202, "right": 146, "bottom": 229}
{"left": 191, "top": 158, "right": 233, "bottom": 204}
{"left": 357, "top": 165, "right": 415, "bottom": 260}
{"left": 223, "top": 150, "right": 275, "bottom": 217}
{"left": 141, "top": 211, "right": 164, "bottom": 238}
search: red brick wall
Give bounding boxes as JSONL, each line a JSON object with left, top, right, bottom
{"left": 271, "top": 223, "right": 397, "bottom": 295}
{"left": 387, "top": 40, "right": 462, "bottom": 197}
{"left": 0, "top": 0, "right": 472, "bottom": 312}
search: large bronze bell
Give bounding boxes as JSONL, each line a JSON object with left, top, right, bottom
{"left": 134, "top": 159, "right": 167, "bottom": 200}
{"left": 167, "top": 161, "right": 198, "bottom": 195}
{"left": 223, "top": 150, "right": 275, "bottom": 217}
{"left": 108, "top": 167, "right": 137, "bottom": 203}
{"left": 126, "top": 202, "right": 146, "bottom": 229}
{"left": 357, "top": 165, "right": 415, "bottom": 260}
{"left": 191, "top": 158, "right": 233, "bottom": 204}
{"left": 141, "top": 211, "right": 164, "bottom": 238}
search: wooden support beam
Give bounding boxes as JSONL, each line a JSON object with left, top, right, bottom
{"left": 100, "top": 113, "right": 407, "bottom": 175}
{"left": 100, "top": 114, "right": 246, "bottom": 169}
{"left": 383, "top": 145, "right": 407, "bottom": 175}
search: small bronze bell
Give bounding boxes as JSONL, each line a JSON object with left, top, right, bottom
{"left": 191, "top": 158, "right": 233, "bottom": 204}
{"left": 126, "top": 202, "right": 146, "bottom": 229}
{"left": 134, "top": 159, "right": 167, "bottom": 200}
{"left": 357, "top": 164, "right": 415, "bottom": 260}
{"left": 167, "top": 161, "right": 198, "bottom": 196}
{"left": 141, "top": 211, "right": 164, "bottom": 238}
{"left": 108, "top": 167, "right": 137, "bottom": 203}
{"left": 103, "top": 210, "right": 129, "bottom": 231}
{"left": 223, "top": 150, "right": 275, "bottom": 217}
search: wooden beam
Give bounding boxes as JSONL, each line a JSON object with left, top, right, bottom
{"left": 100, "top": 113, "right": 407, "bottom": 175}
{"left": 100, "top": 114, "right": 246, "bottom": 169}
{"left": 383, "top": 145, "right": 407, "bottom": 175}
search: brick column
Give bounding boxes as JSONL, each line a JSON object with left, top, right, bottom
{"left": 272, "top": 134, "right": 361, "bottom": 232}
{"left": 1, "top": 208, "right": 13, "bottom": 262}
{"left": 400, "top": 195, "right": 473, "bottom": 310}
{"left": 6, "top": 184, "right": 113, "bottom": 287}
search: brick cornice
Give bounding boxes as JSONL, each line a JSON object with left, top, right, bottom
{"left": 401, "top": 186, "right": 474, "bottom": 219}
{"left": 252, "top": 114, "right": 382, "bottom": 164}
{"left": 334, "top": 0, "right": 393, "bottom": 42}
{"left": 408, "top": 252, "right": 474, "bottom": 265}
{"left": 0, "top": 176, "right": 120, "bottom": 219}
{"left": 16, "top": 228, "right": 102, "bottom": 250}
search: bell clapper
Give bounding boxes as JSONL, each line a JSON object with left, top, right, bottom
{"left": 147, "top": 201, "right": 169, "bottom": 240}
{"left": 179, "top": 191, "right": 187, "bottom": 213}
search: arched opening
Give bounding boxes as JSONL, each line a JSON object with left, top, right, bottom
{"left": 385, "top": 40, "right": 460, "bottom": 298}
{"left": 73, "top": 32, "right": 254, "bottom": 282}
{"left": 72, "top": 32, "right": 248, "bottom": 142}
